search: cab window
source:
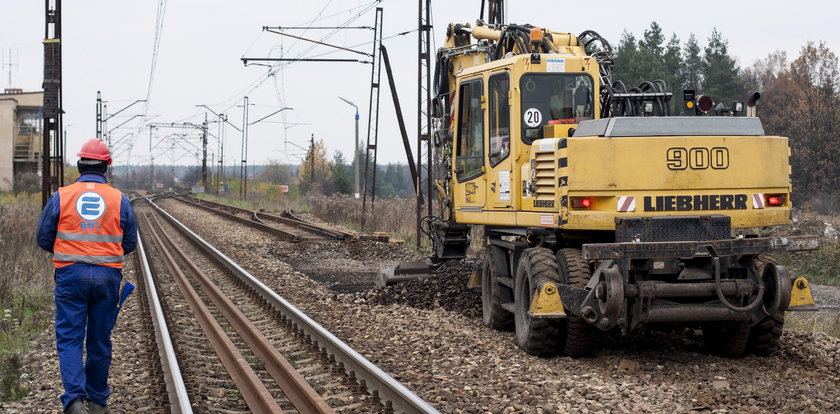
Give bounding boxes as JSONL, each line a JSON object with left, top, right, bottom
{"left": 456, "top": 80, "right": 484, "bottom": 181}
{"left": 488, "top": 73, "right": 510, "bottom": 166}
{"left": 520, "top": 73, "right": 594, "bottom": 144}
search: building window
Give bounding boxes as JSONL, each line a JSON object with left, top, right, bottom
{"left": 19, "top": 110, "right": 41, "bottom": 135}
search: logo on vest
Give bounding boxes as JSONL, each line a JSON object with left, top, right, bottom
{"left": 76, "top": 192, "right": 106, "bottom": 221}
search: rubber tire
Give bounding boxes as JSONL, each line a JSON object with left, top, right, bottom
{"left": 702, "top": 322, "right": 750, "bottom": 357}
{"left": 556, "top": 248, "right": 593, "bottom": 357}
{"left": 482, "top": 246, "right": 514, "bottom": 330}
{"left": 748, "top": 313, "right": 785, "bottom": 356}
{"left": 514, "top": 248, "right": 562, "bottom": 356}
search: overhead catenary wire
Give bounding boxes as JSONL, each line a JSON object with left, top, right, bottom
{"left": 303, "top": 29, "right": 418, "bottom": 60}
{"left": 262, "top": 28, "right": 374, "bottom": 57}
{"left": 120, "top": 0, "right": 168, "bottom": 161}
{"left": 210, "top": 1, "right": 380, "bottom": 114}
{"left": 211, "top": 1, "right": 381, "bottom": 163}
{"left": 139, "top": 1, "right": 381, "bottom": 169}
{"left": 143, "top": 0, "right": 168, "bottom": 125}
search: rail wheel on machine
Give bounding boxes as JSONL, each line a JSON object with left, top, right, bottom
{"left": 514, "top": 247, "right": 562, "bottom": 356}
{"left": 482, "top": 245, "right": 514, "bottom": 330}
{"left": 748, "top": 254, "right": 785, "bottom": 355}
{"left": 556, "top": 248, "right": 593, "bottom": 357}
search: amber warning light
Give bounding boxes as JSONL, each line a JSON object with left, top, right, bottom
{"left": 530, "top": 28, "right": 544, "bottom": 45}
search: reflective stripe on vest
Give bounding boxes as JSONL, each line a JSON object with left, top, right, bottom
{"left": 53, "top": 181, "right": 125, "bottom": 269}
{"left": 56, "top": 232, "right": 123, "bottom": 243}
{"left": 53, "top": 253, "right": 125, "bottom": 264}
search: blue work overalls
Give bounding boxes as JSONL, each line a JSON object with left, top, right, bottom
{"left": 36, "top": 172, "right": 137, "bottom": 410}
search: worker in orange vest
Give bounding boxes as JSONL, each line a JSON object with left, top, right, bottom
{"left": 37, "top": 138, "right": 137, "bottom": 414}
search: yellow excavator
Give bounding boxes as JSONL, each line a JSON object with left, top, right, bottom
{"left": 383, "top": 11, "right": 818, "bottom": 357}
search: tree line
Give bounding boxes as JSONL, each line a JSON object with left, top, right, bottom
{"left": 263, "top": 139, "right": 414, "bottom": 199}
{"left": 612, "top": 22, "right": 746, "bottom": 114}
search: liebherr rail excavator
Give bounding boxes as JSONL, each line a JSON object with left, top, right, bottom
{"left": 383, "top": 9, "right": 818, "bottom": 357}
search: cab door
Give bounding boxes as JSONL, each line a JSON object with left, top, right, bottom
{"left": 486, "top": 71, "right": 513, "bottom": 209}
{"left": 453, "top": 78, "right": 486, "bottom": 215}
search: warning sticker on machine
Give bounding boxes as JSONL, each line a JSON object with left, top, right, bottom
{"left": 546, "top": 57, "right": 566, "bottom": 72}
{"left": 538, "top": 139, "right": 555, "bottom": 152}
{"left": 499, "top": 170, "right": 510, "bottom": 201}
{"left": 540, "top": 215, "right": 554, "bottom": 225}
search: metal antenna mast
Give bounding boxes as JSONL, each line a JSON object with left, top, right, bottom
{"left": 201, "top": 113, "right": 208, "bottom": 188}
{"left": 95, "top": 91, "right": 102, "bottom": 138}
{"left": 361, "top": 7, "right": 384, "bottom": 230}
{"left": 416, "top": 0, "right": 433, "bottom": 248}
{"left": 240, "top": 96, "right": 249, "bottom": 200}
{"left": 2, "top": 49, "right": 19, "bottom": 89}
{"left": 42, "top": 0, "right": 63, "bottom": 207}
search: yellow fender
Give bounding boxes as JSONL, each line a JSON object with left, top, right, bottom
{"left": 788, "top": 277, "right": 817, "bottom": 311}
{"left": 529, "top": 281, "right": 567, "bottom": 318}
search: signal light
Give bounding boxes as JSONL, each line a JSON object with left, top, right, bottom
{"left": 767, "top": 194, "right": 786, "bottom": 206}
{"left": 696, "top": 95, "right": 714, "bottom": 114}
{"left": 571, "top": 197, "right": 592, "bottom": 209}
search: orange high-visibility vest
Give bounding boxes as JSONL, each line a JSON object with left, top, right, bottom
{"left": 53, "top": 181, "right": 125, "bottom": 269}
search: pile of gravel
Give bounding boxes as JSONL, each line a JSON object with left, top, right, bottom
{"left": 348, "top": 259, "right": 483, "bottom": 319}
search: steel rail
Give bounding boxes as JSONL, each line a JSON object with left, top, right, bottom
{"left": 281, "top": 208, "right": 356, "bottom": 240}
{"left": 142, "top": 213, "right": 285, "bottom": 414}
{"left": 147, "top": 198, "right": 439, "bottom": 414}
{"left": 146, "top": 212, "right": 335, "bottom": 414}
{"left": 172, "top": 196, "right": 305, "bottom": 241}
{"left": 195, "top": 198, "right": 348, "bottom": 240}
{"left": 178, "top": 195, "right": 351, "bottom": 240}
{"left": 134, "top": 228, "right": 193, "bottom": 413}
{"left": 254, "top": 208, "right": 350, "bottom": 240}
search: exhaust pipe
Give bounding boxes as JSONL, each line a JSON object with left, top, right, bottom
{"left": 747, "top": 92, "right": 761, "bottom": 117}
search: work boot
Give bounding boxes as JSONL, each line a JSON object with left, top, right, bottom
{"left": 64, "top": 398, "right": 88, "bottom": 414}
{"left": 87, "top": 401, "right": 111, "bottom": 414}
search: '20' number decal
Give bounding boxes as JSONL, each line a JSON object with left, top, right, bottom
{"left": 666, "top": 147, "right": 729, "bottom": 170}
{"left": 523, "top": 108, "right": 542, "bottom": 128}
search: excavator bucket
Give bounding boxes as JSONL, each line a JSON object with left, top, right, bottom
{"left": 377, "top": 260, "right": 434, "bottom": 288}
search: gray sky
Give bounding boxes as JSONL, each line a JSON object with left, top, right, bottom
{"left": 2, "top": 0, "right": 838, "bottom": 169}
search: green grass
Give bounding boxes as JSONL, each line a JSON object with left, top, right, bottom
{"left": 0, "top": 192, "right": 55, "bottom": 402}
{"left": 777, "top": 242, "right": 840, "bottom": 286}
{"left": 786, "top": 311, "right": 840, "bottom": 338}
{"left": 0, "top": 354, "right": 28, "bottom": 400}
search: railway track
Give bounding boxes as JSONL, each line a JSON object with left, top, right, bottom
{"left": 135, "top": 196, "right": 436, "bottom": 413}
{"left": 171, "top": 195, "right": 354, "bottom": 241}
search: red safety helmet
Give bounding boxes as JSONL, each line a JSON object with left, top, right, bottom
{"left": 77, "top": 138, "right": 112, "bottom": 165}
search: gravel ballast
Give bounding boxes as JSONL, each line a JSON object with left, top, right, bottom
{"left": 4, "top": 197, "right": 839, "bottom": 413}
